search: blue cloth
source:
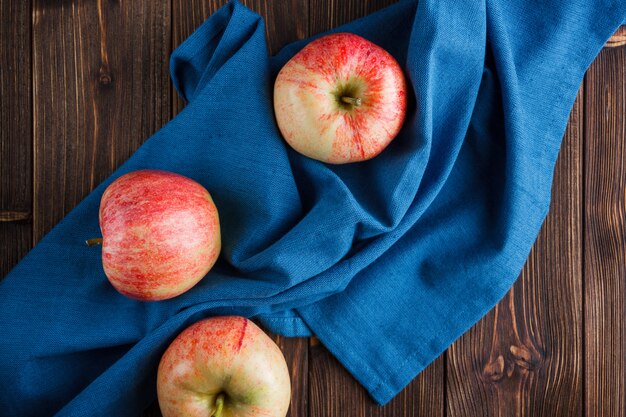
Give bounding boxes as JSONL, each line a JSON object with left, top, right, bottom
{"left": 1, "top": 1, "right": 624, "bottom": 415}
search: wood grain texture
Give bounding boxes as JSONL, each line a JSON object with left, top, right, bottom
{"left": 447, "top": 91, "right": 584, "bottom": 417}
{"left": 172, "top": 0, "right": 307, "bottom": 55}
{"left": 606, "top": 26, "right": 626, "bottom": 48}
{"left": 0, "top": 211, "right": 31, "bottom": 222}
{"left": 0, "top": 0, "right": 32, "bottom": 278}
{"left": 308, "top": 0, "right": 397, "bottom": 36}
{"left": 32, "top": 0, "right": 171, "bottom": 241}
{"left": 273, "top": 335, "right": 309, "bottom": 417}
{"left": 172, "top": 0, "right": 308, "bottom": 113}
{"left": 309, "top": 338, "right": 445, "bottom": 417}
{"left": 584, "top": 46, "right": 626, "bottom": 417}
{"left": 33, "top": 0, "right": 170, "bottom": 413}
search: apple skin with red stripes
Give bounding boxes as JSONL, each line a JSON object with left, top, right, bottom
{"left": 274, "top": 32, "right": 407, "bottom": 164}
{"left": 157, "top": 316, "right": 291, "bottom": 417}
{"left": 99, "top": 170, "right": 221, "bottom": 301}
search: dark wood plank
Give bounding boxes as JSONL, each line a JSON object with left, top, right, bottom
{"left": 33, "top": 0, "right": 171, "bottom": 413}
{"left": 308, "top": 0, "right": 397, "bottom": 36}
{"left": 32, "top": 1, "right": 171, "bottom": 414}
{"left": 272, "top": 335, "right": 309, "bottom": 417}
{"left": 310, "top": 337, "right": 444, "bottom": 417}
{"left": 584, "top": 46, "right": 626, "bottom": 417}
{"left": 447, "top": 91, "right": 584, "bottom": 416}
{"left": 172, "top": 0, "right": 307, "bottom": 55}
{"left": 32, "top": 0, "right": 171, "bottom": 241}
{"left": 306, "top": 1, "right": 444, "bottom": 416}
{"left": 0, "top": 0, "right": 32, "bottom": 279}
{"left": 172, "top": 0, "right": 308, "bottom": 114}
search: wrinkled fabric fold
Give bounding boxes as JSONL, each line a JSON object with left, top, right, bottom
{"left": 0, "top": 0, "right": 624, "bottom": 415}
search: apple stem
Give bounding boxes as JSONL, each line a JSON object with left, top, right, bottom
{"left": 85, "top": 237, "right": 103, "bottom": 246}
{"left": 341, "top": 96, "right": 362, "bottom": 106}
{"left": 212, "top": 393, "right": 225, "bottom": 417}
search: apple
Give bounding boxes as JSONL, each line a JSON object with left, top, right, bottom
{"left": 273, "top": 32, "right": 407, "bottom": 164}
{"left": 157, "top": 316, "right": 291, "bottom": 417}
{"left": 97, "top": 169, "right": 221, "bottom": 301}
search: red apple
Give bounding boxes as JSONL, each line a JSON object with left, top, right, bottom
{"left": 157, "top": 316, "right": 291, "bottom": 417}
{"left": 273, "top": 32, "right": 407, "bottom": 164}
{"left": 98, "top": 170, "right": 221, "bottom": 300}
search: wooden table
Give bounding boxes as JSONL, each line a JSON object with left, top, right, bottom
{"left": 1, "top": 1, "right": 624, "bottom": 416}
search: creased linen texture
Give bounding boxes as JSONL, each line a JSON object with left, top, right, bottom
{"left": 1, "top": 0, "right": 624, "bottom": 416}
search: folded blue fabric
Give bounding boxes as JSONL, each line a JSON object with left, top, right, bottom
{"left": 1, "top": 1, "right": 624, "bottom": 415}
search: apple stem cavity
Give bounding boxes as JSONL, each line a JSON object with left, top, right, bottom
{"left": 85, "top": 237, "right": 103, "bottom": 246}
{"left": 212, "top": 393, "right": 225, "bottom": 417}
{"left": 341, "top": 96, "right": 362, "bottom": 106}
